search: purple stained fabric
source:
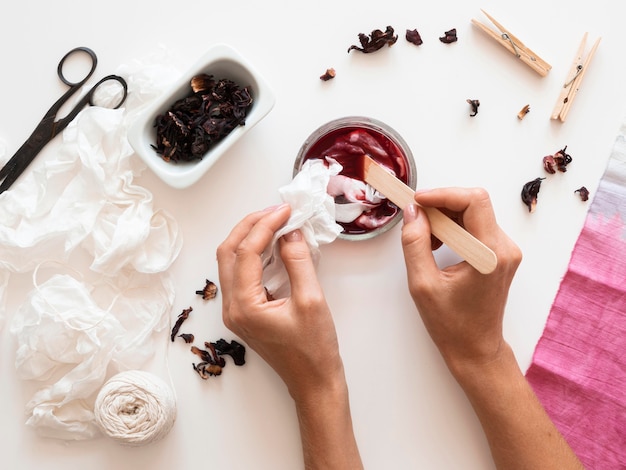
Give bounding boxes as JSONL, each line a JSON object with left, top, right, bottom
{"left": 526, "top": 122, "right": 626, "bottom": 469}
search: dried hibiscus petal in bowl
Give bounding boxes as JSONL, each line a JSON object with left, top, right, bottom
{"left": 153, "top": 74, "right": 253, "bottom": 163}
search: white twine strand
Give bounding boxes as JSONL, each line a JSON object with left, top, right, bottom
{"left": 94, "top": 370, "right": 176, "bottom": 446}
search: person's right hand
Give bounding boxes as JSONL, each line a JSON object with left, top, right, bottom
{"left": 401, "top": 188, "right": 522, "bottom": 374}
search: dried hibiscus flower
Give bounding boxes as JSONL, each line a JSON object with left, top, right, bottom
{"left": 320, "top": 68, "right": 336, "bottom": 81}
{"left": 348, "top": 26, "right": 398, "bottom": 53}
{"left": 170, "top": 307, "right": 192, "bottom": 342}
{"left": 575, "top": 186, "right": 590, "bottom": 201}
{"left": 153, "top": 74, "right": 253, "bottom": 163}
{"left": 212, "top": 339, "right": 246, "bottom": 366}
{"left": 405, "top": 29, "right": 423, "bottom": 46}
{"left": 467, "top": 99, "right": 480, "bottom": 117}
{"left": 178, "top": 333, "right": 194, "bottom": 344}
{"left": 191, "top": 339, "right": 246, "bottom": 380}
{"left": 196, "top": 279, "right": 218, "bottom": 300}
{"left": 192, "top": 343, "right": 226, "bottom": 379}
{"left": 439, "top": 28, "right": 458, "bottom": 44}
{"left": 543, "top": 145, "right": 573, "bottom": 174}
{"left": 521, "top": 177, "right": 545, "bottom": 213}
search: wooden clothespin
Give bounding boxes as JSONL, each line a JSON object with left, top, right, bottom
{"left": 551, "top": 33, "right": 601, "bottom": 122}
{"left": 471, "top": 10, "right": 552, "bottom": 77}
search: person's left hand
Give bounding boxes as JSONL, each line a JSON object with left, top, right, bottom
{"left": 216, "top": 203, "right": 345, "bottom": 402}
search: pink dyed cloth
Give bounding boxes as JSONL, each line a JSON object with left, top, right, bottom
{"left": 526, "top": 123, "right": 626, "bottom": 469}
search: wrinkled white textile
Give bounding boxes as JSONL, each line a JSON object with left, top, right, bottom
{"left": 0, "top": 88, "right": 181, "bottom": 274}
{"left": 10, "top": 270, "right": 174, "bottom": 440}
{"left": 262, "top": 158, "right": 343, "bottom": 298}
{"left": 1, "top": 53, "right": 183, "bottom": 440}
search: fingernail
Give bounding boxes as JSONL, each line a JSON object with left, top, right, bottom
{"left": 283, "top": 229, "right": 303, "bottom": 242}
{"left": 414, "top": 189, "right": 432, "bottom": 195}
{"left": 403, "top": 204, "right": 418, "bottom": 224}
{"left": 263, "top": 202, "right": 289, "bottom": 212}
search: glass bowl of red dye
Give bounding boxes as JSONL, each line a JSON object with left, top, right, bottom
{"left": 293, "top": 116, "right": 416, "bottom": 241}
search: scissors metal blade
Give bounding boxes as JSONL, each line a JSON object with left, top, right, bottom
{"left": 0, "top": 115, "right": 57, "bottom": 195}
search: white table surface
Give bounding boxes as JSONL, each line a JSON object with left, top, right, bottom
{"left": 1, "top": 1, "right": 624, "bottom": 468}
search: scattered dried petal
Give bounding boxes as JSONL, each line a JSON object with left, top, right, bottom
{"left": 191, "top": 345, "right": 213, "bottom": 363}
{"left": 517, "top": 104, "right": 531, "bottom": 120}
{"left": 575, "top": 186, "right": 590, "bottom": 201}
{"left": 467, "top": 99, "right": 480, "bottom": 117}
{"left": 405, "top": 29, "right": 423, "bottom": 46}
{"left": 542, "top": 146, "right": 572, "bottom": 174}
{"left": 439, "top": 28, "right": 458, "bottom": 44}
{"left": 193, "top": 362, "right": 222, "bottom": 379}
{"left": 178, "top": 333, "right": 194, "bottom": 344}
{"left": 191, "top": 344, "right": 225, "bottom": 366}
{"left": 196, "top": 279, "right": 218, "bottom": 300}
{"left": 543, "top": 155, "right": 557, "bottom": 174}
{"left": 212, "top": 338, "right": 246, "bottom": 366}
{"left": 348, "top": 26, "right": 398, "bottom": 53}
{"left": 553, "top": 146, "right": 573, "bottom": 172}
{"left": 170, "top": 307, "right": 192, "bottom": 342}
{"left": 521, "top": 177, "right": 545, "bottom": 213}
{"left": 320, "top": 68, "right": 336, "bottom": 81}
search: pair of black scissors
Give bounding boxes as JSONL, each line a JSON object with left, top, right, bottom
{"left": 0, "top": 47, "right": 128, "bottom": 195}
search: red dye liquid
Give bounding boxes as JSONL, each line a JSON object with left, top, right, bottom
{"left": 302, "top": 126, "right": 410, "bottom": 235}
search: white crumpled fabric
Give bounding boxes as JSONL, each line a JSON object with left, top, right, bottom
{"left": 0, "top": 50, "right": 182, "bottom": 440}
{"left": 10, "top": 270, "right": 174, "bottom": 440}
{"left": 262, "top": 158, "right": 343, "bottom": 298}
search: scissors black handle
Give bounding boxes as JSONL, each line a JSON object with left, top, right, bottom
{"left": 0, "top": 47, "right": 128, "bottom": 195}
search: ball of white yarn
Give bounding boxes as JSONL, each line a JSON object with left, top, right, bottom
{"left": 94, "top": 370, "right": 176, "bottom": 446}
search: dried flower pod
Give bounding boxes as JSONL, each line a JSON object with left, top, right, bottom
{"left": 521, "top": 177, "right": 545, "bottom": 213}
{"left": 170, "top": 307, "right": 192, "bottom": 342}
{"left": 196, "top": 279, "right": 218, "bottom": 300}
{"left": 517, "top": 104, "right": 530, "bottom": 120}
{"left": 467, "top": 99, "right": 480, "bottom": 117}
{"left": 190, "top": 74, "right": 216, "bottom": 93}
{"left": 320, "top": 68, "right": 336, "bottom": 81}
{"left": 348, "top": 26, "right": 398, "bottom": 53}
{"left": 405, "top": 29, "right": 423, "bottom": 46}
{"left": 553, "top": 146, "right": 572, "bottom": 172}
{"left": 575, "top": 186, "right": 590, "bottom": 201}
{"left": 439, "top": 28, "right": 458, "bottom": 44}
{"left": 543, "top": 146, "right": 572, "bottom": 174}
{"left": 543, "top": 155, "right": 557, "bottom": 174}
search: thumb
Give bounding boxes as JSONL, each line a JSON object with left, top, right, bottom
{"left": 279, "top": 229, "right": 323, "bottom": 298}
{"left": 401, "top": 204, "right": 440, "bottom": 286}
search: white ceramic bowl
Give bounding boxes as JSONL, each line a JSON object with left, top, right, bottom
{"left": 128, "top": 44, "right": 275, "bottom": 188}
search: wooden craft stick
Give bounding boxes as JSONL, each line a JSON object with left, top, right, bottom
{"left": 362, "top": 155, "right": 498, "bottom": 274}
